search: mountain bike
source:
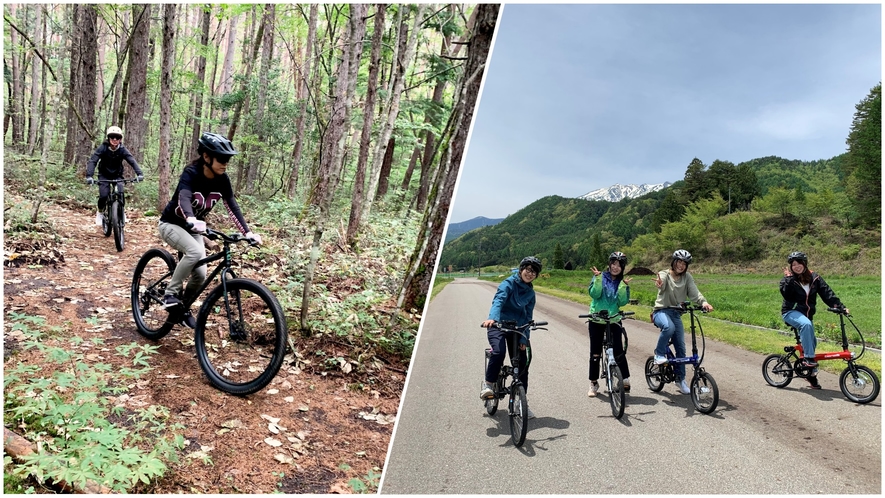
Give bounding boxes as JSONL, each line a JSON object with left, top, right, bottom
{"left": 645, "top": 302, "right": 719, "bottom": 414}
{"left": 579, "top": 310, "right": 633, "bottom": 419}
{"left": 762, "top": 307, "right": 880, "bottom": 404}
{"left": 90, "top": 178, "right": 138, "bottom": 252}
{"left": 482, "top": 320, "right": 548, "bottom": 447}
{"left": 130, "top": 227, "right": 288, "bottom": 395}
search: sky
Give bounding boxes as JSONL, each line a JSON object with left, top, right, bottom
{"left": 448, "top": 4, "right": 881, "bottom": 223}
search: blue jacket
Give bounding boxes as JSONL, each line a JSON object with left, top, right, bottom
{"left": 487, "top": 273, "right": 536, "bottom": 343}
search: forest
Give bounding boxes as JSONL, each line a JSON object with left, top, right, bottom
{"left": 4, "top": 3, "right": 499, "bottom": 493}
{"left": 440, "top": 84, "right": 881, "bottom": 276}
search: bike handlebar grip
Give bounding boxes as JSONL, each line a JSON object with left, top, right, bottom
{"left": 578, "top": 314, "right": 590, "bottom": 318}
{"left": 533, "top": 321, "right": 548, "bottom": 327}
{"left": 623, "top": 311, "right": 635, "bottom": 316}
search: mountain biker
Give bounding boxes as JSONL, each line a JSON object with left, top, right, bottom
{"left": 480, "top": 256, "right": 540, "bottom": 419}
{"left": 651, "top": 249, "right": 714, "bottom": 394}
{"left": 85, "top": 125, "right": 144, "bottom": 226}
{"left": 780, "top": 251, "right": 848, "bottom": 389}
{"left": 158, "top": 132, "right": 262, "bottom": 329}
{"left": 587, "top": 251, "right": 632, "bottom": 397}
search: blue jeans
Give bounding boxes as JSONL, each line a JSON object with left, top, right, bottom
{"left": 653, "top": 309, "right": 686, "bottom": 382}
{"left": 485, "top": 327, "right": 530, "bottom": 393}
{"left": 783, "top": 310, "right": 816, "bottom": 358}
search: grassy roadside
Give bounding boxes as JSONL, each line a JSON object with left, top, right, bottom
{"left": 433, "top": 272, "right": 881, "bottom": 379}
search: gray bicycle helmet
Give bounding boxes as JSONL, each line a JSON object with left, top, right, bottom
{"left": 519, "top": 256, "right": 542, "bottom": 274}
{"left": 609, "top": 251, "right": 627, "bottom": 269}
{"left": 198, "top": 132, "right": 238, "bottom": 158}
{"left": 787, "top": 251, "right": 807, "bottom": 266}
{"left": 672, "top": 249, "right": 692, "bottom": 266}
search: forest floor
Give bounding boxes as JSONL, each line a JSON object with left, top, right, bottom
{"left": 3, "top": 193, "right": 405, "bottom": 494}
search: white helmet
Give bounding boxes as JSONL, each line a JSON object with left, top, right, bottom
{"left": 106, "top": 126, "right": 124, "bottom": 139}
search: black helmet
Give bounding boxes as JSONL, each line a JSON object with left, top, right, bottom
{"left": 198, "top": 132, "right": 238, "bottom": 159}
{"left": 519, "top": 256, "right": 542, "bottom": 275}
{"left": 609, "top": 251, "right": 627, "bottom": 268}
{"left": 672, "top": 249, "right": 692, "bottom": 265}
{"left": 787, "top": 251, "right": 807, "bottom": 265}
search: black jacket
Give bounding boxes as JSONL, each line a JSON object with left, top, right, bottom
{"left": 85, "top": 142, "right": 143, "bottom": 179}
{"left": 779, "top": 271, "right": 842, "bottom": 319}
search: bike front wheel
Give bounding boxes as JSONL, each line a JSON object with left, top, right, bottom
{"left": 111, "top": 200, "right": 124, "bottom": 251}
{"left": 508, "top": 383, "right": 528, "bottom": 447}
{"left": 608, "top": 364, "right": 626, "bottom": 419}
{"left": 691, "top": 372, "right": 719, "bottom": 414}
{"left": 131, "top": 248, "right": 177, "bottom": 340}
{"left": 839, "top": 365, "right": 880, "bottom": 404}
{"left": 645, "top": 356, "right": 665, "bottom": 392}
{"left": 195, "top": 278, "right": 288, "bottom": 395}
{"left": 762, "top": 354, "right": 793, "bottom": 388}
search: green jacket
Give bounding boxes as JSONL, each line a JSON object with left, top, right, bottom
{"left": 588, "top": 271, "right": 630, "bottom": 323}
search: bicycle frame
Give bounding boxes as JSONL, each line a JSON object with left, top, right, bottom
{"left": 660, "top": 303, "right": 707, "bottom": 369}
{"left": 784, "top": 307, "right": 863, "bottom": 364}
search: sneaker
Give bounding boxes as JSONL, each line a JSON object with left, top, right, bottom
{"left": 123, "top": 213, "right": 128, "bottom": 224}
{"left": 654, "top": 355, "right": 669, "bottom": 365}
{"left": 623, "top": 377, "right": 631, "bottom": 393}
{"left": 800, "top": 357, "right": 819, "bottom": 368}
{"left": 162, "top": 294, "right": 183, "bottom": 310}
{"left": 677, "top": 379, "right": 690, "bottom": 394}
{"left": 480, "top": 383, "right": 495, "bottom": 400}
{"left": 526, "top": 406, "right": 535, "bottom": 419}
{"left": 806, "top": 376, "right": 822, "bottom": 390}
{"left": 95, "top": 212, "right": 103, "bottom": 226}
{"left": 588, "top": 381, "right": 599, "bottom": 397}
{"left": 179, "top": 310, "right": 196, "bottom": 329}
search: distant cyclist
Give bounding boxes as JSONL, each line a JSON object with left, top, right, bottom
{"left": 651, "top": 250, "right": 713, "bottom": 394}
{"left": 158, "top": 132, "right": 262, "bottom": 329}
{"left": 480, "top": 256, "right": 540, "bottom": 419}
{"left": 587, "top": 251, "right": 632, "bottom": 397}
{"left": 780, "top": 251, "right": 848, "bottom": 389}
{"left": 85, "top": 126, "right": 144, "bottom": 226}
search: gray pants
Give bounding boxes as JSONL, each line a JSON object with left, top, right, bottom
{"left": 158, "top": 221, "right": 206, "bottom": 299}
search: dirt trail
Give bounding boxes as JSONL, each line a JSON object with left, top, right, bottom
{"left": 4, "top": 197, "right": 402, "bottom": 493}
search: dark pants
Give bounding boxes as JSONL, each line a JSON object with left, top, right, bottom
{"left": 485, "top": 326, "right": 530, "bottom": 393}
{"left": 97, "top": 176, "right": 124, "bottom": 211}
{"left": 588, "top": 321, "right": 630, "bottom": 381}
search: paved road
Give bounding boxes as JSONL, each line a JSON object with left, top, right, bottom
{"left": 380, "top": 278, "right": 881, "bottom": 494}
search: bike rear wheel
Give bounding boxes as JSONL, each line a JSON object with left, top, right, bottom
{"left": 608, "top": 364, "right": 626, "bottom": 419}
{"left": 194, "top": 278, "right": 288, "bottom": 395}
{"left": 485, "top": 380, "right": 501, "bottom": 416}
{"left": 509, "top": 383, "right": 528, "bottom": 447}
{"left": 839, "top": 365, "right": 880, "bottom": 404}
{"left": 131, "top": 248, "right": 177, "bottom": 340}
{"left": 762, "top": 354, "right": 793, "bottom": 388}
{"left": 691, "top": 372, "right": 719, "bottom": 414}
{"left": 645, "top": 356, "right": 665, "bottom": 392}
{"left": 111, "top": 200, "right": 124, "bottom": 251}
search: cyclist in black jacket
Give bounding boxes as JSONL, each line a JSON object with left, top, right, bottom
{"left": 780, "top": 251, "right": 848, "bottom": 389}
{"left": 85, "top": 126, "right": 144, "bottom": 226}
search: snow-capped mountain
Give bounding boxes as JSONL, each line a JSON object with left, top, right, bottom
{"left": 578, "top": 182, "right": 672, "bottom": 202}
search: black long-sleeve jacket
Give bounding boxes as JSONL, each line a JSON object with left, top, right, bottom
{"left": 85, "top": 142, "right": 143, "bottom": 179}
{"left": 779, "top": 271, "right": 843, "bottom": 319}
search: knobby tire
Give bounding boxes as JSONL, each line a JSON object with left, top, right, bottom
{"left": 131, "top": 249, "right": 177, "bottom": 340}
{"left": 111, "top": 200, "right": 124, "bottom": 251}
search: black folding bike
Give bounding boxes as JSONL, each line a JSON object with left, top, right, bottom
{"left": 580, "top": 310, "right": 633, "bottom": 418}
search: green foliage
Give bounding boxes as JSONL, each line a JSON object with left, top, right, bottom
{"left": 843, "top": 83, "right": 881, "bottom": 228}
{"left": 4, "top": 315, "right": 184, "bottom": 492}
{"left": 552, "top": 242, "right": 564, "bottom": 270}
{"left": 348, "top": 468, "right": 382, "bottom": 494}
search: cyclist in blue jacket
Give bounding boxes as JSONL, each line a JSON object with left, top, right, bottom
{"left": 481, "top": 256, "right": 540, "bottom": 418}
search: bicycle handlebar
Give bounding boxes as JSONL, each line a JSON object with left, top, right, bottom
{"left": 579, "top": 311, "right": 635, "bottom": 321}
{"left": 482, "top": 320, "right": 548, "bottom": 333}
{"left": 88, "top": 178, "right": 139, "bottom": 185}
{"left": 826, "top": 306, "right": 850, "bottom": 316}
{"left": 203, "top": 227, "right": 259, "bottom": 247}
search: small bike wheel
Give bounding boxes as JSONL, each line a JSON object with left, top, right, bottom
{"left": 131, "top": 248, "right": 177, "bottom": 340}
{"left": 645, "top": 356, "right": 664, "bottom": 392}
{"left": 102, "top": 208, "right": 112, "bottom": 237}
{"left": 195, "top": 278, "right": 288, "bottom": 395}
{"left": 691, "top": 372, "right": 719, "bottom": 414}
{"left": 485, "top": 381, "right": 500, "bottom": 416}
{"left": 762, "top": 354, "right": 793, "bottom": 388}
{"left": 508, "top": 383, "right": 528, "bottom": 447}
{"left": 609, "top": 364, "right": 626, "bottom": 419}
{"left": 839, "top": 365, "right": 880, "bottom": 404}
{"left": 111, "top": 201, "right": 124, "bottom": 252}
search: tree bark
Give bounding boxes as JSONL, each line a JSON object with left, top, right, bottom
{"left": 399, "top": 4, "right": 500, "bottom": 311}
{"left": 158, "top": 4, "right": 177, "bottom": 211}
{"left": 375, "top": 136, "right": 395, "bottom": 200}
{"left": 190, "top": 4, "right": 211, "bottom": 147}
{"left": 9, "top": 4, "right": 25, "bottom": 149}
{"left": 415, "top": 28, "right": 453, "bottom": 212}
{"left": 226, "top": 10, "right": 265, "bottom": 142}
{"left": 245, "top": 3, "right": 275, "bottom": 194}
{"left": 26, "top": 5, "right": 42, "bottom": 155}
{"left": 399, "top": 146, "right": 422, "bottom": 190}
{"left": 286, "top": 4, "right": 319, "bottom": 198}
{"left": 122, "top": 4, "right": 151, "bottom": 164}
{"left": 216, "top": 12, "right": 239, "bottom": 134}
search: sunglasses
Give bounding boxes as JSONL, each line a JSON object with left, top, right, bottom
{"left": 216, "top": 155, "right": 232, "bottom": 165}
{"left": 108, "top": 135, "right": 122, "bottom": 140}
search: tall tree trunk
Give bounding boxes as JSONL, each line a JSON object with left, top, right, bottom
{"left": 300, "top": 4, "right": 367, "bottom": 333}
{"left": 398, "top": 4, "right": 500, "bottom": 312}
{"left": 63, "top": 4, "right": 97, "bottom": 171}
{"left": 245, "top": 3, "right": 275, "bottom": 193}
{"left": 375, "top": 136, "right": 395, "bottom": 200}
{"left": 122, "top": 4, "right": 152, "bottom": 163}
{"left": 112, "top": 9, "right": 129, "bottom": 123}
{"left": 216, "top": 13, "right": 239, "bottom": 134}
{"left": 361, "top": 5, "right": 425, "bottom": 225}
{"left": 26, "top": 5, "right": 42, "bottom": 155}
{"left": 227, "top": 11, "right": 266, "bottom": 142}
{"left": 345, "top": 4, "right": 385, "bottom": 245}
{"left": 9, "top": 4, "right": 24, "bottom": 149}
{"left": 190, "top": 4, "right": 211, "bottom": 146}
{"left": 415, "top": 30, "right": 453, "bottom": 212}
{"left": 158, "top": 4, "right": 177, "bottom": 211}
{"left": 63, "top": 5, "right": 82, "bottom": 165}
{"left": 287, "top": 4, "right": 319, "bottom": 198}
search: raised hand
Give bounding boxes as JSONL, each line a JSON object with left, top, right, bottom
{"left": 591, "top": 266, "right": 601, "bottom": 276}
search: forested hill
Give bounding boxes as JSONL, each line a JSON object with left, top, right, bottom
{"left": 439, "top": 152, "right": 880, "bottom": 274}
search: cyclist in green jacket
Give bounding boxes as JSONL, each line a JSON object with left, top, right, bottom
{"left": 587, "top": 252, "right": 632, "bottom": 397}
